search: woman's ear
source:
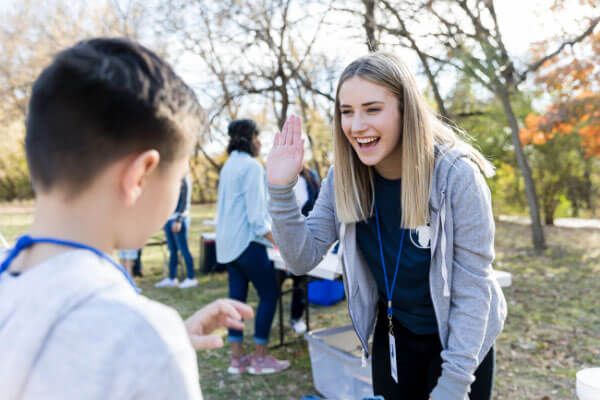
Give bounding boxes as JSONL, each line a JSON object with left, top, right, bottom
{"left": 121, "top": 150, "right": 160, "bottom": 206}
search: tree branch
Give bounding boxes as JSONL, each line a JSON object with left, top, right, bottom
{"left": 519, "top": 16, "right": 600, "bottom": 83}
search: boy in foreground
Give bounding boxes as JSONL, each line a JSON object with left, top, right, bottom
{"left": 0, "top": 38, "right": 253, "bottom": 399}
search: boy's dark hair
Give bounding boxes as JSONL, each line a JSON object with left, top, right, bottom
{"left": 226, "top": 119, "right": 258, "bottom": 156}
{"left": 26, "top": 38, "right": 204, "bottom": 194}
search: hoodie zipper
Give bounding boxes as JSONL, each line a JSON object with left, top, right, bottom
{"left": 343, "top": 252, "right": 371, "bottom": 363}
{"left": 339, "top": 224, "right": 371, "bottom": 363}
{"left": 438, "top": 190, "right": 450, "bottom": 297}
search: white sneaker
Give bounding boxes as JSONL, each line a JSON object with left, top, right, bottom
{"left": 178, "top": 278, "right": 198, "bottom": 289}
{"left": 154, "top": 278, "right": 179, "bottom": 288}
{"left": 291, "top": 319, "right": 307, "bottom": 334}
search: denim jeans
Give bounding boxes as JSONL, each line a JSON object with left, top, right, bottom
{"left": 164, "top": 218, "right": 195, "bottom": 280}
{"left": 226, "top": 242, "right": 279, "bottom": 345}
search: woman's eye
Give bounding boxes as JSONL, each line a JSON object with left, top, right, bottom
{"left": 341, "top": 110, "right": 352, "bottom": 115}
{"left": 367, "top": 108, "right": 381, "bottom": 113}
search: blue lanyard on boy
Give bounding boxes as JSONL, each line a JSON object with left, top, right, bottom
{"left": 0, "top": 235, "right": 140, "bottom": 293}
{"left": 374, "top": 205, "right": 406, "bottom": 335}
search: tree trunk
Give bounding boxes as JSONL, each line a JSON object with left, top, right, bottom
{"left": 544, "top": 204, "right": 555, "bottom": 225}
{"left": 542, "top": 193, "right": 557, "bottom": 225}
{"left": 496, "top": 86, "right": 546, "bottom": 252}
{"left": 362, "top": 0, "right": 378, "bottom": 52}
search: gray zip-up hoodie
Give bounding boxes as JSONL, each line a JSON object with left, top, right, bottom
{"left": 268, "top": 147, "right": 507, "bottom": 400}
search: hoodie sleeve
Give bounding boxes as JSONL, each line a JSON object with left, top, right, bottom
{"left": 430, "top": 159, "right": 497, "bottom": 400}
{"left": 268, "top": 167, "right": 338, "bottom": 274}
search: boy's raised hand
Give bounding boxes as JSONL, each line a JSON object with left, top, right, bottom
{"left": 184, "top": 299, "right": 254, "bottom": 350}
{"left": 266, "top": 114, "right": 304, "bottom": 186}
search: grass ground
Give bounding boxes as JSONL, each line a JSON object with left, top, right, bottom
{"left": 1, "top": 202, "right": 599, "bottom": 399}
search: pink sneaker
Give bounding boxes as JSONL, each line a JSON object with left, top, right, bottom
{"left": 227, "top": 355, "right": 251, "bottom": 374}
{"left": 247, "top": 355, "right": 290, "bottom": 375}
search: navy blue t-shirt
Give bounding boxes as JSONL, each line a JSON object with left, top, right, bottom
{"left": 356, "top": 172, "right": 437, "bottom": 335}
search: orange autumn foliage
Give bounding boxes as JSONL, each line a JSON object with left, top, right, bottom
{"left": 521, "top": 96, "right": 600, "bottom": 157}
{"left": 521, "top": 31, "right": 600, "bottom": 157}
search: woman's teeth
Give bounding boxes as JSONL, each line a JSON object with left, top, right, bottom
{"left": 356, "top": 137, "right": 379, "bottom": 147}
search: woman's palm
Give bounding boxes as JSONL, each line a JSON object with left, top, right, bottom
{"left": 266, "top": 114, "right": 305, "bottom": 185}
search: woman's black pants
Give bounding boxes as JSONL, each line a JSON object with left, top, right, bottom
{"left": 372, "top": 302, "right": 495, "bottom": 400}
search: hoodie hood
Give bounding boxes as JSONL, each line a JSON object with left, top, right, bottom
{"left": 429, "top": 144, "right": 474, "bottom": 212}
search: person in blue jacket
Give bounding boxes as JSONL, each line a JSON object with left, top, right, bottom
{"left": 216, "top": 119, "right": 290, "bottom": 375}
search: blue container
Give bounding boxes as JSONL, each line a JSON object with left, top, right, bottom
{"left": 308, "top": 279, "right": 345, "bottom": 306}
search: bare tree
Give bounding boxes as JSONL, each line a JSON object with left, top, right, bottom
{"left": 0, "top": 0, "right": 155, "bottom": 200}
{"left": 0, "top": 0, "right": 155, "bottom": 124}
{"left": 157, "top": 0, "right": 338, "bottom": 176}
{"left": 338, "top": 0, "right": 450, "bottom": 119}
{"left": 427, "top": 0, "right": 597, "bottom": 251}
{"left": 362, "top": 0, "right": 379, "bottom": 51}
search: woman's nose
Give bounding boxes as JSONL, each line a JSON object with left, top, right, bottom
{"left": 352, "top": 114, "right": 366, "bottom": 133}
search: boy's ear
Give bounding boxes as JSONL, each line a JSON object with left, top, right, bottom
{"left": 121, "top": 150, "right": 160, "bottom": 206}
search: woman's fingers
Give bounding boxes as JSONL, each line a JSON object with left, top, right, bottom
{"left": 288, "top": 115, "right": 295, "bottom": 146}
{"left": 281, "top": 115, "right": 292, "bottom": 146}
{"left": 293, "top": 114, "right": 302, "bottom": 145}
{"left": 277, "top": 114, "right": 304, "bottom": 148}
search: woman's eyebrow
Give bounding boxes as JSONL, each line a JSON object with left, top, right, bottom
{"left": 362, "top": 101, "right": 384, "bottom": 106}
{"left": 340, "top": 101, "right": 384, "bottom": 108}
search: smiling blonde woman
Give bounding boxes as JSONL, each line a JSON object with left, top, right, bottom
{"left": 266, "top": 52, "right": 507, "bottom": 400}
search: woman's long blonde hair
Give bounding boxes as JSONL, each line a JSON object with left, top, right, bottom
{"left": 333, "top": 52, "right": 494, "bottom": 228}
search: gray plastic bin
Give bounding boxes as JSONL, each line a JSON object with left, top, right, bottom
{"left": 304, "top": 325, "right": 373, "bottom": 400}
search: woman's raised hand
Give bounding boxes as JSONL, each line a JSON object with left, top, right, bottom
{"left": 266, "top": 114, "right": 305, "bottom": 186}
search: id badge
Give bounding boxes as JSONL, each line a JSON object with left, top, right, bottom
{"left": 389, "top": 332, "right": 398, "bottom": 383}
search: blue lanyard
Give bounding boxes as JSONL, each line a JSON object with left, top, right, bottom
{"left": 374, "top": 205, "right": 406, "bottom": 321}
{"left": 0, "top": 235, "right": 140, "bottom": 293}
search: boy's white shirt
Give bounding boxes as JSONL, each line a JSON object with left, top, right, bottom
{"left": 0, "top": 249, "right": 203, "bottom": 400}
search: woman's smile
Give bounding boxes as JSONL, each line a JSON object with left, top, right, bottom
{"left": 354, "top": 136, "right": 381, "bottom": 151}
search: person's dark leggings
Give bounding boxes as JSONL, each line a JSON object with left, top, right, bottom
{"left": 227, "top": 242, "right": 279, "bottom": 345}
{"left": 288, "top": 274, "right": 307, "bottom": 320}
{"left": 164, "top": 218, "right": 195, "bottom": 280}
{"left": 132, "top": 249, "right": 143, "bottom": 277}
{"left": 372, "top": 302, "right": 495, "bottom": 400}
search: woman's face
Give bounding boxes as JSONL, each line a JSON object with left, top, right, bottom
{"left": 251, "top": 133, "right": 261, "bottom": 157}
{"left": 338, "top": 76, "right": 403, "bottom": 176}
